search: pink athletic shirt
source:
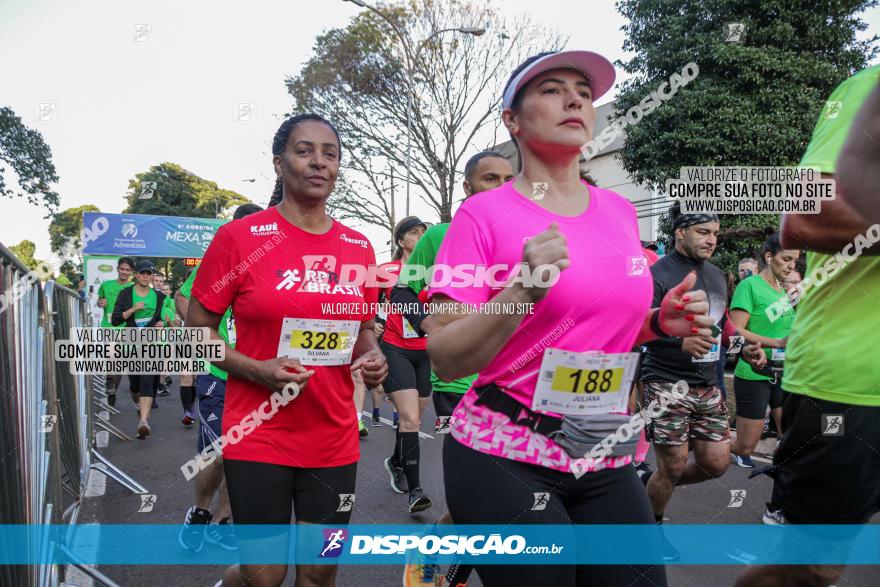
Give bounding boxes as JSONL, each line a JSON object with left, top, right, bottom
{"left": 430, "top": 180, "right": 653, "bottom": 473}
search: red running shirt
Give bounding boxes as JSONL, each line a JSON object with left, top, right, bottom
{"left": 379, "top": 260, "right": 427, "bottom": 351}
{"left": 193, "top": 207, "right": 379, "bottom": 468}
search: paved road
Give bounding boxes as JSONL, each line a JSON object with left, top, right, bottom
{"left": 70, "top": 377, "right": 879, "bottom": 587}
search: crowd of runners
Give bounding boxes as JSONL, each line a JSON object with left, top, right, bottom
{"left": 89, "top": 50, "right": 879, "bottom": 587}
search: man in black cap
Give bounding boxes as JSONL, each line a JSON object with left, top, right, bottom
{"left": 639, "top": 206, "right": 731, "bottom": 556}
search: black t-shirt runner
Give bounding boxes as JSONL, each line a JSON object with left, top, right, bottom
{"left": 640, "top": 249, "right": 728, "bottom": 387}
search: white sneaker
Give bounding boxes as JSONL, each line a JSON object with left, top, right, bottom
{"left": 762, "top": 505, "right": 784, "bottom": 525}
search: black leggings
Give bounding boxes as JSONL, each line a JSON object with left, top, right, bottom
{"left": 443, "top": 437, "right": 667, "bottom": 587}
{"left": 128, "top": 374, "right": 159, "bottom": 398}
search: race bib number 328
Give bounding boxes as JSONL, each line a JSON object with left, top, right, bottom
{"left": 277, "top": 318, "right": 359, "bottom": 366}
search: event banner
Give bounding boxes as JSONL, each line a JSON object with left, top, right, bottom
{"left": 81, "top": 212, "right": 226, "bottom": 258}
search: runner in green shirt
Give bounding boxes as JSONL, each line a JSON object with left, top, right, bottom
{"left": 96, "top": 256, "right": 135, "bottom": 327}
{"left": 740, "top": 66, "right": 880, "bottom": 586}
{"left": 728, "top": 233, "right": 799, "bottom": 468}
{"left": 96, "top": 256, "right": 135, "bottom": 405}
{"left": 394, "top": 151, "right": 513, "bottom": 587}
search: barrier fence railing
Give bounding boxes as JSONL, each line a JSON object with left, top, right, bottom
{"left": 1, "top": 244, "right": 144, "bottom": 587}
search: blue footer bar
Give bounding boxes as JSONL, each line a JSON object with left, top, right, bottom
{"left": 1, "top": 524, "right": 878, "bottom": 565}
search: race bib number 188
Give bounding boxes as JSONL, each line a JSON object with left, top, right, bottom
{"left": 533, "top": 349, "right": 640, "bottom": 415}
{"left": 277, "top": 318, "right": 359, "bottom": 366}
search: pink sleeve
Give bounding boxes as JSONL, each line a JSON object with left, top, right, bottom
{"left": 429, "top": 208, "right": 494, "bottom": 306}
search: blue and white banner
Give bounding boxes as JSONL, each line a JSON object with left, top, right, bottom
{"left": 2, "top": 524, "right": 879, "bottom": 565}
{"left": 81, "top": 212, "right": 227, "bottom": 258}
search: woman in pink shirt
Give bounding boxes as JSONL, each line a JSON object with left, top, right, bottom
{"left": 424, "top": 51, "right": 713, "bottom": 587}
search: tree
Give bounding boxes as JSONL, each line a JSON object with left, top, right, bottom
{"left": 614, "top": 0, "right": 878, "bottom": 272}
{"left": 49, "top": 204, "right": 100, "bottom": 278}
{"left": 287, "top": 0, "right": 563, "bottom": 244}
{"left": 8, "top": 239, "right": 53, "bottom": 279}
{"left": 0, "top": 106, "right": 61, "bottom": 217}
{"left": 123, "top": 162, "right": 250, "bottom": 219}
{"left": 123, "top": 162, "right": 251, "bottom": 288}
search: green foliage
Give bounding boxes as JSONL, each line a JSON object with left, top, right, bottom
{"left": 123, "top": 162, "right": 250, "bottom": 218}
{"left": 8, "top": 239, "right": 53, "bottom": 279}
{"left": 123, "top": 162, "right": 251, "bottom": 288}
{"left": 0, "top": 106, "right": 60, "bottom": 217}
{"left": 49, "top": 204, "right": 100, "bottom": 276}
{"left": 615, "top": 0, "right": 878, "bottom": 272}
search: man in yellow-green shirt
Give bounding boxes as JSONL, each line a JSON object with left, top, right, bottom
{"left": 740, "top": 66, "right": 880, "bottom": 587}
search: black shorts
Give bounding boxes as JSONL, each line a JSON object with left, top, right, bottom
{"left": 772, "top": 392, "right": 880, "bottom": 524}
{"left": 380, "top": 340, "right": 431, "bottom": 397}
{"left": 128, "top": 374, "right": 159, "bottom": 398}
{"left": 733, "top": 376, "right": 783, "bottom": 420}
{"left": 432, "top": 390, "right": 464, "bottom": 417}
{"left": 224, "top": 459, "right": 358, "bottom": 526}
{"left": 443, "top": 437, "right": 666, "bottom": 586}
{"left": 196, "top": 374, "right": 225, "bottom": 454}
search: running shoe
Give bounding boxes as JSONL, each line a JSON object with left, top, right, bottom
{"left": 165, "top": 376, "right": 173, "bottom": 386}
{"left": 107, "top": 393, "right": 116, "bottom": 407}
{"left": 634, "top": 461, "right": 654, "bottom": 485}
{"left": 371, "top": 409, "right": 382, "bottom": 427}
{"left": 182, "top": 410, "right": 194, "bottom": 426}
{"left": 408, "top": 488, "right": 433, "bottom": 513}
{"left": 359, "top": 420, "right": 368, "bottom": 438}
{"left": 384, "top": 457, "right": 408, "bottom": 494}
{"left": 179, "top": 506, "right": 213, "bottom": 551}
{"left": 136, "top": 420, "right": 151, "bottom": 439}
{"left": 157, "top": 384, "right": 170, "bottom": 397}
{"left": 445, "top": 561, "right": 473, "bottom": 586}
{"left": 731, "top": 453, "right": 755, "bottom": 468}
{"left": 205, "top": 518, "right": 237, "bottom": 551}
{"left": 762, "top": 504, "right": 784, "bottom": 525}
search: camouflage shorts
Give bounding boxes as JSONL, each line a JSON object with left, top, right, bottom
{"left": 642, "top": 381, "right": 730, "bottom": 445}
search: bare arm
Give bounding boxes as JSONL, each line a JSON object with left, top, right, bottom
{"left": 781, "top": 173, "right": 877, "bottom": 254}
{"left": 348, "top": 319, "right": 388, "bottom": 388}
{"left": 836, "top": 82, "right": 880, "bottom": 225}
{"left": 425, "top": 287, "right": 534, "bottom": 382}
{"left": 729, "top": 309, "right": 784, "bottom": 348}
{"left": 174, "top": 290, "right": 189, "bottom": 321}
{"left": 186, "top": 296, "right": 314, "bottom": 392}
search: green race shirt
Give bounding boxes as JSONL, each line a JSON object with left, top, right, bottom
{"left": 180, "top": 266, "right": 234, "bottom": 381}
{"left": 132, "top": 288, "right": 158, "bottom": 327}
{"left": 161, "top": 296, "right": 177, "bottom": 324}
{"left": 731, "top": 275, "right": 795, "bottom": 381}
{"left": 782, "top": 64, "right": 880, "bottom": 406}
{"left": 400, "top": 223, "right": 477, "bottom": 394}
{"left": 97, "top": 279, "right": 133, "bottom": 327}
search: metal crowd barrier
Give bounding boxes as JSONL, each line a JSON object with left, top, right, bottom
{"left": 0, "top": 244, "right": 144, "bottom": 587}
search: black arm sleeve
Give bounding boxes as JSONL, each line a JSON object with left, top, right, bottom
{"left": 390, "top": 284, "right": 428, "bottom": 335}
{"left": 111, "top": 288, "right": 131, "bottom": 327}
{"left": 146, "top": 292, "right": 166, "bottom": 327}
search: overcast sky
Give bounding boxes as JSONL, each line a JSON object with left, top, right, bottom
{"left": 2, "top": 0, "right": 878, "bottom": 267}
